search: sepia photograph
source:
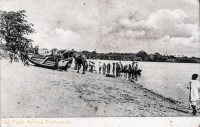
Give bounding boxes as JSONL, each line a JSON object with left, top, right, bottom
{"left": 0, "top": 0, "right": 200, "bottom": 125}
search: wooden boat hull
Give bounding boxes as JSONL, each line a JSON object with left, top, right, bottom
{"left": 27, "top": 54, "right": 72, "bottom": 70}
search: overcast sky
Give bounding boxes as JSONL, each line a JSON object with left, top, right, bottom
{"left": 0, "top": 0, "right": 199, "bottom": 56}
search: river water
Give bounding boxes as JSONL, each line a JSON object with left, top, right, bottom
{"left": 87, "top": 59, "right": 200, "bottom": 105}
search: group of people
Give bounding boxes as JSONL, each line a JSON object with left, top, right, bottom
{"left": 9, "top": 52, "right": 19, "bottom": 63}
{"left": 9, "top": 51, "right": 29, "bottom": 66}
{"left": 101, "top": 61, "right": 140, "bottom": 81}
{"left": 85, "top": 61, "right": 141, "bottom": 82}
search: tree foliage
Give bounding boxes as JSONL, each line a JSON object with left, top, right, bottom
{"left": 136, "top": 50, "right": 148, "bottom": 60}
{"left": 0, "top": 10, "right": 35, "bottom": 52}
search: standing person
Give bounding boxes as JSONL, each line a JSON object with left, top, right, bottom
{"left": 89, "top": 61, "right": 92, "bottom": 72}
{"left": 135, "top": 62, "right": 138, "bottom": 70}
{"left": 128, "top": 64, "right": 132, "bottom": 81}
{"left": 116, "top": 63, "right": 121, "bottom": 77}
{"left": 123, "top": 64, "right": 128, "bottom": 79}
{"left": 119, "top": 62, "right": 123, "bottom": 78}
{"left": 20, "top": 52, "right": 25, "bottom": 63}
{"left": 187, "top": 74, "right": 200, "bottom": 116}
{"left": 55, "top": 58, "right": 59, "bottom": 69}
{"left": 102, "top": 63, "right": 106, "bottom": 75}
{"left": 107, "top": 63, "right": 111, "bottom": 74}
{"left": 99, "top": 62, "right": 102, "bottom": 74}
{"left": 85, "top": 61, "right": 88, "bottom": 71}
{"left": 131, "top": 61, "right": 135, "bottom": 70}
{"left": 24, "top": 53, "right": 29, "bottom": 66}
{"left": 9, "top": 52, "right": 13, "bottom": 63}
{"left": 92, "top": 62, "right": 96, "bottom": 73}
{"left": 131, "top": 62, "right": 136, "bottom": 81}
{"left": 112, "top": 63, "right": 116, "bottom": 76}
{"left": 89, "top": 61, "right": 94, "bottom": 72}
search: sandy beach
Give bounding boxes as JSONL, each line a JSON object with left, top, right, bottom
{"left": 1, "top": 58, "right": 199, "bottom": 117}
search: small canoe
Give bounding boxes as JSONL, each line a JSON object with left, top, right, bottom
{"left": 120, "top": 69, "right": 142, "bottom": 75}
{"left": 125, "top": 69, "right": 142, "bottom": 75}
{"left": 27, "top": 54, "right": 72, "bottom": 70}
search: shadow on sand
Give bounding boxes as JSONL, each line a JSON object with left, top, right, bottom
{"left": 167, "top": 107, "right": 190, "bottom": 114}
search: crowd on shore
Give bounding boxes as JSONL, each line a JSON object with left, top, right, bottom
{"left": 8, "top": 50, "right": 142, "bottom": 82}
{"left": 82, "top": 61, "right": 141, "bottom": 82}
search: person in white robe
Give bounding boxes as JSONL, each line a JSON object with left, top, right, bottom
{"left": 187, "top": 74, "right": 200, "bottom": 116}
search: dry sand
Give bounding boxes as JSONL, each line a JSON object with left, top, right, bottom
{"left": 1, "top": 58, "right": 199, "bottom": 117}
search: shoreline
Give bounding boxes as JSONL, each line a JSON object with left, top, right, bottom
{"left": 88, "top": 59, "right": 200, "bottom": 64}
{"left": 135, "top": 83, "right": 181, "bottom": 105}
{"left": 1, "top": 58, "right": 199, "bottom": 117}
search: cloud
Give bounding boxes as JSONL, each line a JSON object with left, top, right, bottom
{"left": 162, "top": 37, "right": 200, "bottom": 57}
{"left": 0, "top": 0, "right": 199, "bottom": 56}
{"left": 48, "top": 28, "right": 80, "bottom": 39}
{"left": 109, "top": 9, "right": 198, "bottom": 40}
{"left": 28, "top": 28, "right": 95, "bottom": 51}
{"left": 98, "top": 9, "right": 199, "bottom": 56}
{"left": 145, "top": 9, "right": 197, "bottom": 39}
{"left": 0, "top": 0, "right": 98, "bottom": 51}
{"left": 106, "top": 9, "right": 199, "bottom": 41}
{"left": 185, "top": 0, "right": 199, "bottom": 6}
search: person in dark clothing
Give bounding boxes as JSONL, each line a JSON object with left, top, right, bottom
{"left": 9, "top": 52, "right": 13, "bottom": 63}
{"left": 112, "top": 63, "right": 116, "bottom": 76}
{"left": 99, "top": 62, "right": 102, "bottom": 74}
{"left": 107, "top": 63, "right": 111, "bottom": 74}
{"left": 24, "top": 53, "right": 29, "bottom": 66}
{"left": 128, "top": 64, "right": 132, "bottom": 81}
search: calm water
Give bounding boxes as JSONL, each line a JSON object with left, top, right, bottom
{"left": 87, "top": 59, "right": 200, "bottom": 105}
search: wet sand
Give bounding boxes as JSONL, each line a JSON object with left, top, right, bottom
{"left": 1, "top": 59, "right": 199, "bottom": 117}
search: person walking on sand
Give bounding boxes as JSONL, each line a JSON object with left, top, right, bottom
{"left": 187, "top": 74, "right": 200, "bottom": 116}
{"left": 9, "top": 52, "right": 13, "bottom": 63}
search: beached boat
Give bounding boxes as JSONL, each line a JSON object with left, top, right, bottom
{"left": 27, "top": 54, "right": 73, "bottom": 70}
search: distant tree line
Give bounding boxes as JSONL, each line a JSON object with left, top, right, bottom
{"left": 81, "top": 50, "right": 200, "bottom": 63}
